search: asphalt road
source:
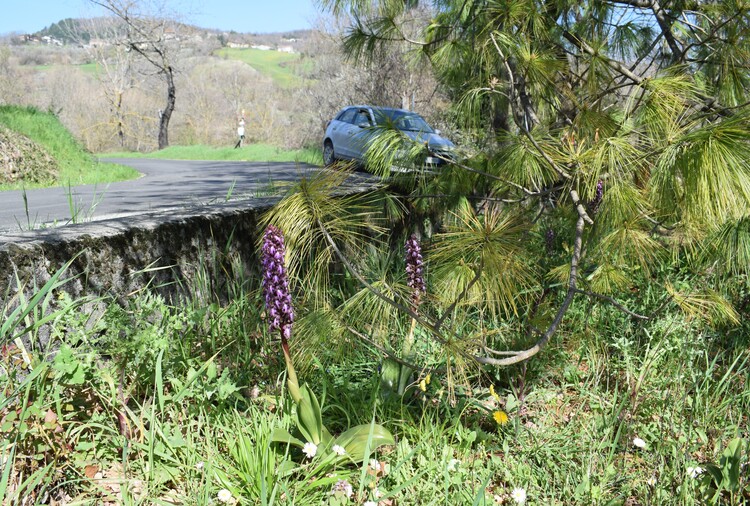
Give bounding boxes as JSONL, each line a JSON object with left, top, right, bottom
{"left": 0, "top": 158, "right": 327, "bottom": 234}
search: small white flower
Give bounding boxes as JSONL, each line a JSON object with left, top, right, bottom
{"left": 511, "top": 487, "right": 527, "bottom": 504}
{"left": 332, "top": 444, "right": 346, "bottom": 456}
{"left": 369, "top": 459, "right": 381, "bottom": 472}
{"left": 447, "top": 458, "right": 460, "bottom": 472}
{"left": 633, "top": 437, "right": 647, "bottom": 449}
{"left": 687, "top": 466, "right": 704, "bottom": 479}
{"left": 363, "top": 502, "right": 377, "bottom": 506}
{"left": 217, "top": 489, "right": 233, "bottom": 503}
{"left": 195, "top": 461, "right": 204, "bottom": 470}
{"left": 374, "top": 488, "right": 384, "bottom": 499}
{"left": 302, "top": 442, "right": 318, "bottom": 459}
{"left": 646, "top": 476, "right": 657, "bottom": 487}
{"left": 331, "top": 479, "right": 353, "bottom": 498}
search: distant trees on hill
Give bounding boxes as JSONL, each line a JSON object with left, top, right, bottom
{"left": 39, "top": 18, "right": 91, "bottom": 45}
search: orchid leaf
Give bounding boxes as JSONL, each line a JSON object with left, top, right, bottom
{"left": 333, "top": 423, "right": 395, "bottom": 460}
{"left": 270, "top": 428, "right": 305, "bottom": 448}
{"left": 295, "top": 384, "right": 324, "bottom": 445}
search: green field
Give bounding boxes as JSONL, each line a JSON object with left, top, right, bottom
{"left": 215, "top": 47, "right": 305, "bottom": 87}
{"left": 32, "top": 62, "right": 99, "bottom": 75}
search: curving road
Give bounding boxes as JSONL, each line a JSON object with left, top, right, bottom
{"left": 0, "top": 158, "right": 339, "bottom": 234}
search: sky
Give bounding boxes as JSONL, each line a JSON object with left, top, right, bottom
{"left": 0, "top": 0, "right": 324, "bottom": 35}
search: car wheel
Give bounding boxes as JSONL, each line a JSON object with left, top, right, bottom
{"left": 323, "top": 140, "right": 336, "bottom": 166}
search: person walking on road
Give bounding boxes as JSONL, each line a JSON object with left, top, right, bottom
{"left": 234, "top": 115, "right": 246, "bottom": 149}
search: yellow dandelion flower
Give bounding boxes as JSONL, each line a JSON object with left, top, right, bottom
{"left": 425, "top": 373, "right": 431, "bottom": 385}
{"left": 493, "top": 410, "right": 509, "bottom": 426}
{"left": 419, "top": 379, "right": 427, "bottom": 392}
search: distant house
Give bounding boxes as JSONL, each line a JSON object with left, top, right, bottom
{"left": 41, "top": 35, "right": 63, "bottom": 46}
{"left": 278, "top": 46, "right": 294, "bottom": 54}
{"left": 251, "top": 44, "right": 271, "bottom": 51}
{"left": 228, "top": 42, "right": 250, "bottom": 48}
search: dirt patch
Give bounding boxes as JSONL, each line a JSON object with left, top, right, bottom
{"left": 0, "top": 125, "right": 59, "bottom": 184}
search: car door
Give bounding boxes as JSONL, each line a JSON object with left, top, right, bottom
{"left": 328, "top": 108, "right": 358, "bottom": 159}
{"left": 347, "top": 109, "right": 375, "bottom": 162}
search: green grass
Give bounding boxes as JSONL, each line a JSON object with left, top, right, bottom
{"left": 32, "top": 62, "right": 99, "bottom": 75}
{"left": 215, "top": 47, "right": 304, "bottom": 87}
{"left": 0, "top": 105, "right": 139, "bottom": 190}
{"left": 103, "top": 143, "right": 323, "bottom": 165}
{"left": 3, "top": 237, "right": 748, "bottom": 504}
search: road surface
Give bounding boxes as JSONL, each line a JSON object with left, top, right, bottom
{"left": 0, "top": 158, "right": 327, "bottom": 234}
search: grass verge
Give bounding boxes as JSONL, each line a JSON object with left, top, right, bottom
{"left": 103, "top": 143, "right": 323, "bottom": 165}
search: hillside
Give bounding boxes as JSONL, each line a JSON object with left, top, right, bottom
{"left": 0, "top": 106, "right": 139, "bottom": 189}
{"left": 0, "top": 124, "right": 58, "bottom": 184}
{"left": 215, "top": 47, "right": 305, "bottom": 87}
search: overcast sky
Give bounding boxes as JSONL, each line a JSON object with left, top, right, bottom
{"left": 0, "top": 0, "right": 324, "bottom": 35}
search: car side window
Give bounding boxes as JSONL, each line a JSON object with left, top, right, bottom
{"left": 338, "top": 109, "right": 357, "bottom": 124}
{"left": 357, "top": 111, "right": 374, "bottom": 127}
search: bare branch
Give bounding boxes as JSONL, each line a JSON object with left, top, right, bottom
{"left": 474, "top": 201, "right": 588, "bottom": 366}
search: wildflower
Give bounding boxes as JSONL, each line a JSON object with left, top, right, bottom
{"left": 369, "top": 459, "right": 382, "bottom": 472}
{"left": 302, "top": 442, "right": 318, "bottom": 459}
{"left": 447, "top": 458, "right": 460, "bottom": 472}
{"left": 632, "top": 437, "right": 646, "bottom": 449}
{"left": 331, "top": 479, "right": 353, "bottom": 498}
{"left": 419, "top": 378, "right": 427, "bottom": 392}
{"left": 646, "top": 476, "right": 657, "bottom": 487}
{"left": 374, "top": 488, "right": 384, "bottom": 499}
{"left": 250, "top": 385, "right": 261, "bottom": 399}
{"left": 489, "top": 384, "right": 500, "bottom": 401}
{"left": 493, "top": 410, "right": 509, "bottom": 426}
{"left": 261, "top": 225, "right": 294, "bottom": 341}
{"left": 217, "top": 489, "right": 233, "bottom": 503}
{"left": 589, "top": 179, "right": 604, "bottom": 214}
{"left": 405, "top": 234, "right": 426, "bottom": 306}
{"left": 511, "top": 487, "right": 527, "bottom": 504}
{"left": 363, "top": 502, "right": 377, "bottom": 506}
{"left": 332, "top": 444, "right": 346, "bottom": 456}
{"left": 195, "top": 461, "right": 204, "bottom": 471}
{"left": 687, "top": 466, "right": 704, "bottom": 479}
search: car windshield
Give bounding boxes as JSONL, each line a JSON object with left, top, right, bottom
{"left": 372, "top": 109, "right": 434, "bottom": 133}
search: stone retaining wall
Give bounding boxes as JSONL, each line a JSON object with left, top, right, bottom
{"left": 0, "top": 197, "right": 281, "bottom": 305}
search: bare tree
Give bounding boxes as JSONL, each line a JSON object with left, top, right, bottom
{"left": 88, "top": 0, "right": 181, "bottom": 149}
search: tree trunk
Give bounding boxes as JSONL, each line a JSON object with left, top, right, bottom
{"left": 158, "top": 67, "right": 175, "bottom": 150}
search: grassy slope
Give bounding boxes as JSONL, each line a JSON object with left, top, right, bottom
{"left": 0, "top": 105, "right": 138, "bottom": 190}
{"left": 215, "top": 47, "right": 305, "bottom": 87}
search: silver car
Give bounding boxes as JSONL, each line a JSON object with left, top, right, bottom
{"left": 322, "top": 106, "right": 455, "bottom": 169}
